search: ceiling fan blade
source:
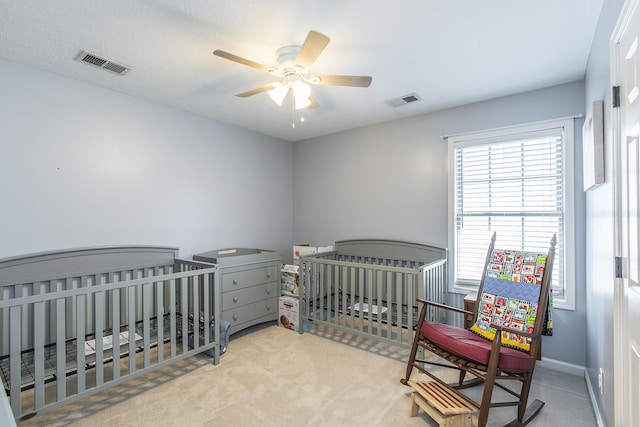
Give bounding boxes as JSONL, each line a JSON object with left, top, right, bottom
{"left": 213, "top": 50, "right": 273, "bottom": 73}
{"left": 307, "top": 93, "right": 321, "bottom": 109}
{"left": 295, "top": 30, "right": 330, "bottom": 69}
{"left": 236, "top": 83, "right": 277, "bottom": 98}
{"left": 312, "top": 74, "right": 372, "bottom": 87}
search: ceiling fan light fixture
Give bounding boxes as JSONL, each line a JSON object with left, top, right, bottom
{"left": 268, "top": 83, "right": 289, "bottom": 106}
{"left": 295, "top": 97, "right": 311, "bottom": 110}
{"left": 293, "top": 80, "right": 311, "bottom": 109}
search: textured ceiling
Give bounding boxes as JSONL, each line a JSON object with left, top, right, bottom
{"left": 0, "top": 1, "right": 603, "bottom": 142}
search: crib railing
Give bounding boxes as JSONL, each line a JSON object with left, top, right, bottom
{"left": 298, "top": 252, "right": 447, "bottom": 347}
{"left": 1, "top": 264, "right": 175, "bottom": 355}
{"left": 0, "top": 262, "right": 220, "bottom": 421}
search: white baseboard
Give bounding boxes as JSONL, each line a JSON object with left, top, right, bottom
{"left": 537, "top": 357, "right": 585, "bottom": 376}
{"left": 584, "top": 370, "right": 606, "bottom": 427}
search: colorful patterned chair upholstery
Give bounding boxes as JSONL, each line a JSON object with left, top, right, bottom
{"left": 401, "top": 233, "right": 556, "bottom": 427}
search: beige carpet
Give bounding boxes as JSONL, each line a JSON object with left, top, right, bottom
{"left": 18, "top": 323, "right": 596, "bottom": 427}
{"left": 18, "top": 324, "right": 436, "bottom": 426}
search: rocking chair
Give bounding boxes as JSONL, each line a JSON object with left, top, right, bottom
{"left": 401, "top": 233, "right": 555, "bottom": 427}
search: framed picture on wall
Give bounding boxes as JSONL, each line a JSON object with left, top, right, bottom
{"left": 582, "top": 99, "right": 604, "bottom": 191}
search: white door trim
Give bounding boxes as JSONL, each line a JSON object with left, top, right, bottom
{"left": 611, "top": 1, "right": 639, "bottom": 425}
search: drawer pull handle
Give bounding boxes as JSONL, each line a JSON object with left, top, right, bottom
{"left": 232, "top": 279, "right": 238, "bottom": 285}
{"left": 266, "top": 288, "right": 271, "bottom": 294}
{"left": 267, "top": 273, "right": 271, "bottom": 278}
{"left": 233, "top": 296, "right": 238, "bottom": 303}
{"left": 267, "top": 304, "right": 272, "bottom": 311}
{"left": 233, "top": 314, "right": 238, "bottom": 321}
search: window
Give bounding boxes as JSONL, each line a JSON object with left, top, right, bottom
{"left": 448, "top": 118, "right": 575, "bottom": 310}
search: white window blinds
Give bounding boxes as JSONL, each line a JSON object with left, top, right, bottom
{"left": 449, "top": 119, "right": 575, "bottom": 306}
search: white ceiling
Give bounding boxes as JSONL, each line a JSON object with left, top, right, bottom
{"left": 0, "top": 1, "right": 603, "bottom": 142}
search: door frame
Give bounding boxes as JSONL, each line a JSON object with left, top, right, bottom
{"left": 610, "top": 0, "right": 638, "bottom": 424}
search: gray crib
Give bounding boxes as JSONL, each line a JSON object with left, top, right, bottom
{"left": 0, "top": 246, "right": 221, "bottom": 421}
{"left": 298, "top": 239, "right": 447, "bottom": 347}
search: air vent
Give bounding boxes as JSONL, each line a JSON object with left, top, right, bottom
{"left": 75, "top": 50, "right": 131, "bottom": 75}
{"left": 385, "top": 93, "right": 422, "bottom": 108}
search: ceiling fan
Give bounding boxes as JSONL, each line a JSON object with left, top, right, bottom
{"left": 213, "top": 30, "right": 372, "bottom": 110}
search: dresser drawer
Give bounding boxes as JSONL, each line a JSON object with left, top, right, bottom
{"left": 222, "top": 265, "right": 277, "bottom": 292}
{"left": 222, "top": 297, "right": 277, "bottom": 327}
{"left": 222, "top": 282, "right": 276, "bottom": 309}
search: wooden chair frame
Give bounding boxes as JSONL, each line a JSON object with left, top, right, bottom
{"left": 400, "top": 233, "right": 556, "bottom": 427}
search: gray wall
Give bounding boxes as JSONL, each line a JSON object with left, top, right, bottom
{"left": 0, "top": 58, "right": 294, "bottom": 260}
{"left": 584, "top": 1, "right": 624, "bottom": 426}
{"left": 293, "top": 80, "right": 588, "bottom": 367}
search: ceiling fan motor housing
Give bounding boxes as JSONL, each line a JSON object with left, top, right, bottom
{"left": 275, "top": 45, "right": 309, "bottom": 86}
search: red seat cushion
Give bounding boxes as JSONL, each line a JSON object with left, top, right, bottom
{"left": 421, "top": 322, "right": 534, "bottom": 372}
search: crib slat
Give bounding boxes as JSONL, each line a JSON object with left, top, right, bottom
{"left": 332, "top": 265, "right": 339, "bottom": 327}
{"left": 203, "top": 272, "right": 209, "bottom": 349}
{"left": 170, "top": 279, "right": 177, "bottom": 359}
{"left": 318, "top": 265, "right": 325, "bottom": 320}
{"left": 120, "top": 271, "right": 129, "bottom": 325}
{"left": 336, "top": 264, "right": 341, "bottom": 318}
{"left": 76, "top": 293, "right": 86, "bottom": 393}
{"left": 348, "top": 267, "right": 356, "bottom": 327}
{"left": 358, "top": 268, "right": 364, "bottom": 333}
{"left": 303, "top": 262, "right": 311, "bottom": 323}
{"left": 67, "top": 277, "right": 76, "bottom": 342}
{"left": 156, "top": 280, "right": 164, "bottom": 363}
{"left": 56, "top": 296, "right": 66, "bottom": 401}
{"left": 395, "top": 272, "right": 403, "bottom": 343}
{"left": 136, "top": 270, "right": 144, "bottom": 325}
{"left": 127, "top": 286, "right": 136, "bottom": 374}
{"left": 84, "top": 276, "right": 94, "bottom": 337}
{"left": 143, "top": 281, "right": 151, "bottom": 369}
{"left": 192, "top": 275, "right": 200, "bottom": 352}
{"left": 384, "top": 271, "right": 392, "bottom": 340}
{"left": 95, "top": 289, "right": 105, "bottom": 387}
{"left": 376, "top": 269, "right": 383, "bottom": 338}
{"left": 181, "top": 277, "right": 188, "bottom": 354}
{"left": 324, "top": 264, "right": 329, "bottom": 316}
{"left": 366, "top": 268, "right": 373, "bottom": 333}
{"left": 213, "top": 270, "right": 222, "bottom": 364}
{"left": 34, "top": 284, "right": 45, "bottom": 409}
{"left": 205, "top": 272, "right": 216, "bottom": 361}
{"left": 112, "top": 288, "right": 121, "bottom": 381}
{"left": 9, "top": 305, "right": 21, "bottom": 416}
{"left": 407, "top": 273, "right": 415, "bottom": 340}
{"left": 16, "top": 284, "right": 31, "bottom": 352}
{"left": 46, "top": 281, "right": 54, "bottom": 353}
{"left": 0, "top": 287, "right": 7, "bottom": 355}
{"left": 106, "top": 273, "right": 114, "bottom": 334}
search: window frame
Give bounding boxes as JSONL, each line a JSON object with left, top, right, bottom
{"left": 447, "top": 118, "right": 576, "bottom": 310}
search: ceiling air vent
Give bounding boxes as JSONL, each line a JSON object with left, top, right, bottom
{"left": 75, "top": 50, "right": 131, "bottom": 75}
{"left": 385, "top": 93, "right": 422, "bottom": 108}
